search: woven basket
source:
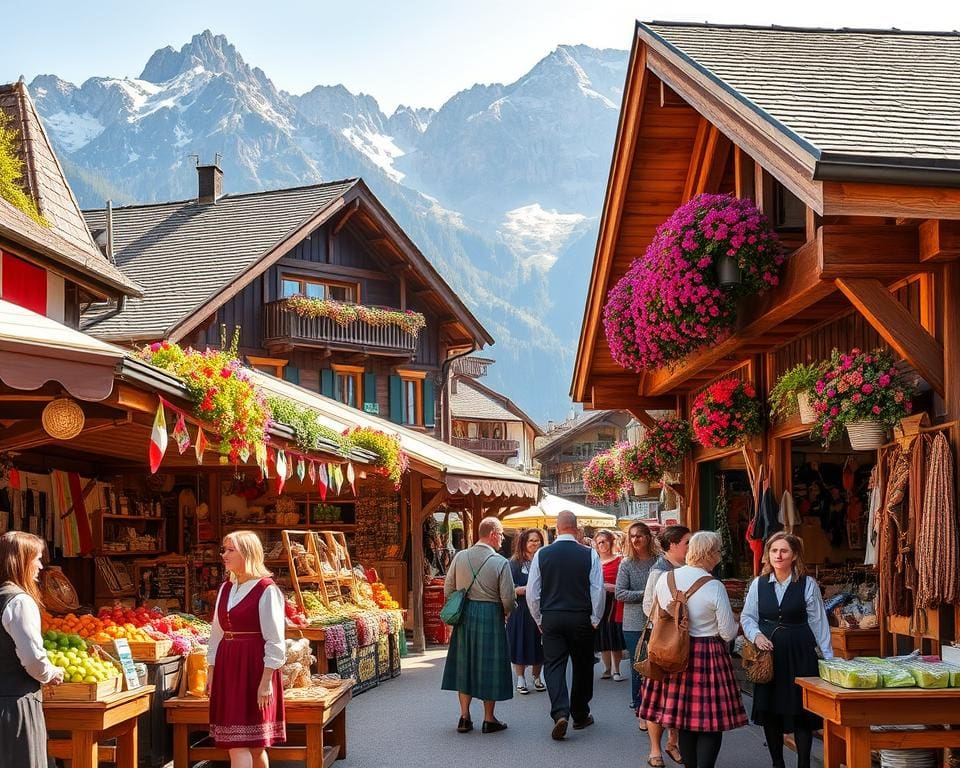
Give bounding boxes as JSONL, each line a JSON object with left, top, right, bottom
{"left": 632, "top": 480, "right": 650, "bottom": 496}
{"left": 845, "top": 420, "right": 887, "bottom": 451}
{"left": 41, "top": 398, "right": 85, "bottom": 440}
{"left": 41, "top": 567, "right": 80, "bottom": 613}
{"left": 796, "top": 392, "right": 817, "bottom": 425}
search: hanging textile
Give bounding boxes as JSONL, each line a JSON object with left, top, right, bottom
{"left": 916, "top": 432, "right": 959, "bottom": 609}
{"left": 50, "top": 470, "right": 80, "bottom": 556}
{"left": 779, "top": 490, "right": 799, "bottom": 531}
{"left": 864, "top": 466, "right": 882, "bottom": 566}
{"left": 879, "top": 446, "right": 913, "bottom": 618}
{"left": 714, "top": 478, "right": 735, "bottom": 579}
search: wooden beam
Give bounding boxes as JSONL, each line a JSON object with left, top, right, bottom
{"left": 943, "top": 264, "right": 960, "bottom": 425}
{"left": 332, "top": 199, "right": 360, "bottom": 236}
{"left": 805, "top": 206, "right": 822, "bottom": 244}
{"left": 409, "top": 473, "right": 425, "bottom": 653}
{"left": 919, "top": 220, "right": 960, "bottom": 262}
{"left": 822, "top": 182, "right": 960, "bottom": 219}
{"left": 818, "top": 225, "right": 924, "bottom": 279}
{"left": 734, "top": 147, "right": 755, "bottom": 201}
{"left": 629, "top": 409, "right": 657, "bottom": 430}
{"left": 755, "top": 166, "right": 774, "bottom": 217}
{"left": 835, "top": 277, "right": 945, "bottom": 396}
{"left": 0, "top": 418, "right": 126, "bottom": 452}
{"left": 682, "top": 117, "right": 710, "bottom": 203}
{"left": 644, "top": 235, "right": 835, "bottom": 396}
{"left": 695, "top": 126, "right": 732, "bottom": 195}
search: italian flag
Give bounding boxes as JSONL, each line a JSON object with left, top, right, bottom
{"left": 149, "top": 403, "right": 168, "bottom": 474}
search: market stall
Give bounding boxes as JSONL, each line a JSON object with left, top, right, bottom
{"left": 501, "top": 492, "right": 618, "bottom": 530}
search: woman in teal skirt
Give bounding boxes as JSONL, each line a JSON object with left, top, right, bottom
{"left": 441, "top": 517, "right": 516, "bottom": 734}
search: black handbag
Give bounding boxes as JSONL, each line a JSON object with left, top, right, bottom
{"left": 439, "top": 553, "right": 494, "bottom": 626}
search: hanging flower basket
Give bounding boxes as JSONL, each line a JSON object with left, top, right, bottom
{"left": 796, "top": 392, "right": 817, "bottom": 425}
{"left": 809, "top": 348, "right": 914, "bottom": 448}
{"left": 582, "top": 448, "right": 626, "bottom": 505}
{"left": 602, "top": 193, "right": 784, "bottom": 372}
{"left": 633, "top": 479, "right": 650, "bottom": 496}
{"left": 644, "top": 416, "right": 693, "bottom": 474}
{"left": 690, "top": 377, "right": 763, "bottom": 450}
{"left": 844, "top": 420, "right": 888, "bottom": 451}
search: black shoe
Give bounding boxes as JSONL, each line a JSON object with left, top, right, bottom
{"left": 551, "top": 717, "right": 568, "bottom": 740}
{"left": 457, "top": 716, "right": 473, "bottom": 733}
{"left": 482, "top": 719, "right": 508, "bottom": 734}
{"left": 573, "top": 715, "right": 595, "bottom": 730}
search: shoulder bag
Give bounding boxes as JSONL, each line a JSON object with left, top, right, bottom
{"left": 740, "top": 631, "right": 776, "bottom": 684}
{"left": 439, "top": 552, "right": 495, "bottom": 626}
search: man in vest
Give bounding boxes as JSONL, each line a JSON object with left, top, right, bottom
{"left": 527, "top": 509, "right": 604, "bottom": 740}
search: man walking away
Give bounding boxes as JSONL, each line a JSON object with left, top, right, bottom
{"left": 527, "top": 509, "right": 604, "bottom": 741}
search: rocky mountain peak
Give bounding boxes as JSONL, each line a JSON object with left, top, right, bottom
{"left": 140, "top": 29, "right": 251, "bottom": 83}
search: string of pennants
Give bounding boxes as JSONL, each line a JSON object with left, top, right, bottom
{"left": 149, "top": 396, "right": 357, "bottom": 499}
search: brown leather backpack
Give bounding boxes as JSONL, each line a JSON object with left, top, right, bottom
{"left": 645, "top": 570, "right": 714, "bottom": 675}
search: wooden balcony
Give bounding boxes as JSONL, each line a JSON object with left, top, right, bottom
{"left": 556, "top": 481, "right": 586, "bottom": 496}
{"left": 451, "top": 436, "right": 519, "bottom": 460}
{"left": 264, "top": 300, "right": 418, "bottom": 357}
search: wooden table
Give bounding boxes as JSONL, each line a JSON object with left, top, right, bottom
{"left": 44, "top": 685, "right": 154, "bottom": 768}
{"left": 829, "top": 627, "right": 881, "bottom": 660}
{"left": 165, "top": 682, "right": 351, "bottom": 768}
{"left": 798, "top": 676, "right": 960, "bottom": 768}
{"left": 287, "top": 625, "right": 328, "bottom": 673}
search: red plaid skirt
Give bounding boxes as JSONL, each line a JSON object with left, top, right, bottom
{"left": 638, "top": 635, "right": 747, "bottom": 732}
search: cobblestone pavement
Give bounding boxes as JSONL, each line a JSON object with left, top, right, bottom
{"left": 343, "top": 647, "right": 823, "bottom": 768}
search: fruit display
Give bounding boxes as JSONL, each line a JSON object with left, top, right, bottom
{"left": 41, "top": 630, "right": 121, "bottom": 684}
{"left": 42, "top": 611, "right": 153, "bottom": 643}
{"left": 371, "top": 582, "right": 400, "bottom": 610}
{"left": 284, "top": 599, "right": 309, "bottom": 628}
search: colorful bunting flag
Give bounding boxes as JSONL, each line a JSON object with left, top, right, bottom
{"left": 346, "top": 462, "right": 356, "bottom": 495}
{"left": 149, "top": 403, "right": 168, "bottom": 474}
{"left": 238, "top": 444, "right": 250, "bottom": 463}
{"left": 308, "top": 460, "right": 317, "bottom": 486}
{"left": 275, "top": 450, "right": 287, "bottom": 494}
{"left": 255, "top": 442, "right": 268, "bottom": 478}
{"left": 195, "top": 427, "right": 209, "bottom": 464}
{"left": 318, "top": 463, "right": 329, "bottom": 501}
{"left": 172, "top": 413, "right": 191, "bottom": 454}
{"left": 296, "top": 458, "right": 306, "bottom": 482}
{"left": 330, "top": 463, "right": 343, "bottom": 495}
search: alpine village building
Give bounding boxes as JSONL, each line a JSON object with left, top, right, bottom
{"left": 572, "top": 22, "right": 960, "bottom": 651}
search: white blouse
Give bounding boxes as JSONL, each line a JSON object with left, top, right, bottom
{"left": 740, "top": 574, "right": 834, "bottom": 659}
{"left": 206, "top": 580, "right": 286, "bottom": 669}
{"left": 1, "top": 590, "right": 62, "bottom": 684}
{"left": 652, "top": 565, "right": 739, "bottom": 641}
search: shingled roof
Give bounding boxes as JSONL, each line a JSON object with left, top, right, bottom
{"left": 82, "top": 180, "right": 359, "bottom": 340}
{"left": 640, "top": 22, "right": 960, "bottom": 181}
{"left": 450, "top": 375, "right": 542, "bottom": 434}
{"left": 0, "top": 81, "right": 140, "bottom": 297}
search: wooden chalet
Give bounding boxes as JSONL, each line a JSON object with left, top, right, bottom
{"left": 572, "top": 23, "right": 960, "bottom": 649}
{"left": 82, "top": 166, "right": 493, "bottom": 436}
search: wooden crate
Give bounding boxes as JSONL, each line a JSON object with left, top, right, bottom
{"left": 127, "top": 638, "right": 174, "bottom": 661}
{"left": 43, "top": 675, "right": 121, "bottom": 702}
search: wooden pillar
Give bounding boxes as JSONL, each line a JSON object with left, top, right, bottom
{"left": 410, "top": 472, "right": 426, "bottom": 653}
{"left": 944, "top": 264, "right": 960, "bottom": 424}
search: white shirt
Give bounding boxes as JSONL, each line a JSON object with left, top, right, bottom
{"left": 1, "top": 590, "right": 61, "bottom": 684}
{"left": 526, "top": 534, "right": 605, "bottom": 627}
{"left": 207, "top": 580, "right": 286, "bottom": 669}
{"left": 740, "top": 574, "right": 834, "bottom": 659}
{"left": 652, "top": 565, "right": 739, "bottom": 641}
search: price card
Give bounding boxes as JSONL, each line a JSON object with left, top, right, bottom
{"left": 112, "top": 638, "right": 142, "bottom": 690}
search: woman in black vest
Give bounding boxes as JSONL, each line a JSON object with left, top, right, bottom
{"left": 740, "top": 532, "right": 833, "bottom": 768}
{"left": 0, "top": 531, "right": 64, "bottom": 767}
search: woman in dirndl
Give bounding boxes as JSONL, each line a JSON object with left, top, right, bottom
{"left": 638, "top": 531, "right": 746, "bottom": 768}
{"left": 740, "top": 532, "right": 832, "bottom": 768}
{"left": 207, "top": 530, "right": 286, "bottom": 766}
{"left": 506, "top": 528, "right": 546, "bottom": 694}
{"left": 594, "top": 529, "right": 627, "bottom": 680}
{"left": 0, "top": 532, "right": 64, "bottom": 768}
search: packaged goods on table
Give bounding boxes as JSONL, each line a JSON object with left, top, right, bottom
{"left": 818, "top": 659, "right": 880, "bottom": 689}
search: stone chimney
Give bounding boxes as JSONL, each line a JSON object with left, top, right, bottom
{"left": 197, "top": 159, "right": 223, "bottom": 204}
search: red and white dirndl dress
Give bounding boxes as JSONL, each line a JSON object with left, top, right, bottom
{"left": 209, "top": 578, "right": 286, "bottom": 748}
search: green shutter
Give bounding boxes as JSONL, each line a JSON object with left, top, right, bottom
{"left": 283, "top": 366, "right": 299, "bottom": 385}
{"left": 363, "top": 373, "right": 378, "bottom": 414}
{"left": 423, "top": 376, "right": 435, "bottom": 427}
{"left": 389, "top": 375, "right": 403, "bottom": 423}
{"left": 320, "top": 368, "right": 334, "bottom": 397}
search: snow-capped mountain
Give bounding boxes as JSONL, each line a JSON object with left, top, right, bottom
{"left": 28, "top": 30, "right": 627, "bottom": 423}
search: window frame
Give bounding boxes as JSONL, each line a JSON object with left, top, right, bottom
{"left": 246, "top": 355, "right": 288, "bottom": 378}
{"left": 397, "top": 369, "right": 427, "bottom": 427}
{"left": 331, "top": 363, "right": 364, "bottom": 408}
{"left": 280, "top": 274, "right": 360, "bottom": 303}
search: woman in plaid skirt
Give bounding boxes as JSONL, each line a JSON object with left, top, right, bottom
{"left": 638, "top": 531, "right": 746, "bottom": 768}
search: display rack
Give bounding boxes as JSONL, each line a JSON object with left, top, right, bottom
{"left": 134, "top": 557, "right": 189, "bottom": 611}
{"left": 93, "top": 511, "right": 166, "bottom": 557}
{"left": 281, "top": 529, "right": 332, "bottom": 613}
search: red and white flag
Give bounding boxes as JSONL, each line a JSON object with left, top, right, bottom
{"left": 318, "top": 463, "right": 329, "bottom": 501}
{"left": 149, "top": 403, "right": 168, "bottom": 474}
{"left": 275, "top": 450, "right": 287, "bottom": 494}
{"left": 172, "top": 413, "right": 191, "bottom": 454}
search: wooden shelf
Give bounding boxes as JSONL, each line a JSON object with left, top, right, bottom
{"left": 222, "top": 523, "right": 356, "bottom": 531}
{"left": 97, "top": 550, "right": 166, "bottom": 557}
{"left": 101, "top": 514, "right": 165, "bottom": 521}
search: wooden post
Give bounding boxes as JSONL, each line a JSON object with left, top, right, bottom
{"left": 410, "top": 472, "right": 426, "bottom": 653}
{"left": 944, "top": 265, "right": 960, "bottom": 425}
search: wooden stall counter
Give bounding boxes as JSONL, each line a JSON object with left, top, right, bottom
{"left": 798, "top": 676, "right": 960, "bottom": 768}
{"left": 165, "top": 681, "right": 351, "bottom": 768}
{"left": 829, "top": 626, "right": 881, "bottom": 660}
{"left": 45, "top": 685, "right": 155, "bottom": 768}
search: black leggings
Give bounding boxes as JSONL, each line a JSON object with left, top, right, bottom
{"left": 678, "top": 729, "right": 723, "bottom": 768}
{"left": 763, "top": 719, "right": 813, "bottom": 768}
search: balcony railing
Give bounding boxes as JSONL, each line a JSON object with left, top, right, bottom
{"left": 451, "top": 437, "right": 520, "bottom": 456}
{"left": 264, "top": 300, "right": 418, "bottom": 356}
{"left": 556, "top": 481, "right": 586, "bottom": 496}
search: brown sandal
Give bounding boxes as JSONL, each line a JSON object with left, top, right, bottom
{"left": 666, "top": 746, "right": 684, "bottom": 764}
{"left": 648, "top": 758, "right": 665, "bottom": 768}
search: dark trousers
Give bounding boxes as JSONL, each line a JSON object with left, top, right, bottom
{"left": 763, "top": 719, "right": 813, "bottom": 768}
{"left": 541, "top": 610, "right": 595, "bottom": 723}
{"left": 678, "top": 729, "right": 723, "bottom": 768}
{"left": 623, "top": 629, "right": 643, "bottom": 708}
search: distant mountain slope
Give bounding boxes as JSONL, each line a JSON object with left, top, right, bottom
{"left": 29, "top": 30, "right": 628, "bottom": 423}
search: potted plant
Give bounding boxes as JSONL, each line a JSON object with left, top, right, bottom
{"left": 809, "top": 348, "right": 914, "bottom": 449}
{"left": 619, "top": 441, "right": 659, "bottom": 496}
{"left": 602, "top": 193, "right": 784, "bottom": 372}
{"left": 769, "top": 362, "right": 826, "bottom": 425}
{"left": 690, "top": 377, "right": 764, "bottom": 449}
{"left": 582, "top": 448, "right": 626, "bottom": 505}
{"left": 644, "top": 416, "right": 694, "bottom": 474}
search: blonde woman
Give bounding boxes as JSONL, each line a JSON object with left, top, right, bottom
{"left": 740, "top": 532, "right": 831, "bottom": 768}
{"left": 207, "top": 530, "right": 286, "bottom": 767}
{"left": 0, "top": 532, "right": 64, "bottom": 768}
{"left": 639, "top": 531, "right": 745, "bottom": 768}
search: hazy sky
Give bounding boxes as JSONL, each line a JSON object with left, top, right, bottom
{"left": 5, "top": 0, "right": 958, "bottom": 114}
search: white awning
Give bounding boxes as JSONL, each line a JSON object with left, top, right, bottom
{"left": 0, "top": 300, "right": 124, "bottom": 401}
{"left": 502, "top": 492, "right": 617, "bottom": 529}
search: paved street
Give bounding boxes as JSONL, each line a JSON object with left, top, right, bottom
{"left": 345, "top": 647, "right": 822, "bottom": 768}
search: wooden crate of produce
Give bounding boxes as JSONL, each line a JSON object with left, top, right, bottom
{"left": 43, "top": 675, "right": 121, "bottom": 702}
{"left": 126, "top": 638, "right": 174, "bottom": 661}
